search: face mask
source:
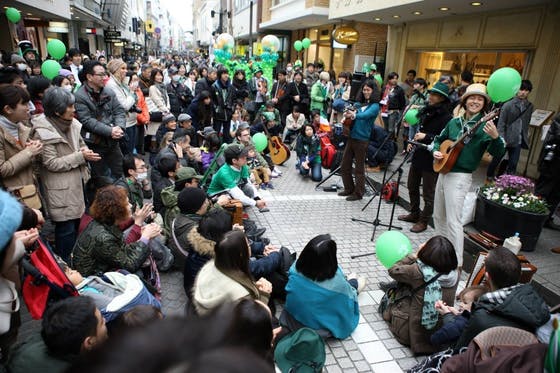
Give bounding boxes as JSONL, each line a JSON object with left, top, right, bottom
{"left": 63, "top": 85, "right": 73, "bottom": 92}
{"left": 136, "top": 172, "right": 148, "bottom": 182}
{"left": 17, "top": 63, "right": 27, "bottom": 71}
{"left": 287, "top": 66, "right": 293, "bottom": 72}
{"left": 172, "top": 75, "right": 181, "bottom": 82}
{"left": 129, "top": 81, "right": 139, "bottom": 90}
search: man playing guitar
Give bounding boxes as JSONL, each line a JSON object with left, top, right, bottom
{"left": 432, "top": 83, "right": 505, "bottom": 271}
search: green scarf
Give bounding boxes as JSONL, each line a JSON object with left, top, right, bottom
{"left": 418, "top": 260, "right": 441, "bottom": 330}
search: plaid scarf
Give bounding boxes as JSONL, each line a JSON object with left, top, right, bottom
{"left": 480, "top": 284, "right": 521, "bottom": 305}
{"left": 418, "top": 260, "right": 441, "bottom": 330}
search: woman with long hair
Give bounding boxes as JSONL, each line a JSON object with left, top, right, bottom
{"left": 295, "top": 123, "right": 322, "bottom": 181}
{"left": 338, "top": 79, "right": 381, "bottom": 201}
{"left": 192, "top": 230, "right": 272, "bottom": 316}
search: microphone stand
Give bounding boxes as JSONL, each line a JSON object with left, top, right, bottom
{"left": 351, "top": 144, "right": 422, "bottom": 258}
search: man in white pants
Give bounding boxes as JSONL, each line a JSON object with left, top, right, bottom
{"left": 432, "top": 84, "right": 505, "bottom": 270}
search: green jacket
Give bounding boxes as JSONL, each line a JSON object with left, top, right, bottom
{"left": 207, "top": 164, "right": 250, "bottom": 196}
{"left": 160, "top": 184, "right": 179, "bottom": 235}
{"left": 7, "top": 335, "right": 75, "bottom": 373}
{"left": 72, "top": 220, "right": 150, "bottom": 276}
{"left": 310, "top": 81, "right": 328, "bottom": 114}
{"left": 432, "top": 113, "right": 505, "bottom": 173}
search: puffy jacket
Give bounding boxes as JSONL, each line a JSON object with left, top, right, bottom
{"left": 455, "top": 284, "right": 550, "bottom": 348}
{"left": 211, "top": 79, "right": 234, "bottom": 122}
{"left": 31, "top": 115, "right": 90, "bottom": 221}
{"left": 183, "top": 227, "right": 215, "bottom": 294}
{"left": 72, "top": 220, "right": 150, "bottom": 276}
{"left": 0, "top": 119, "right": 35, "bottom": 191}
{"left": 74, "top": 83, "right": 126, "bottom": 146}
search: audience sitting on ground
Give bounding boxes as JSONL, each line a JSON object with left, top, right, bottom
{"left": 366, "top": 124, "right": 397, "bottom": 172}
{"left": 295, "top": 123, "right": 323, "bottom": 182}
{"left": 200, "top": 131, "right": 222, "bottom": 172}
{"left": 281, "top": 234, "right": 364, "bottom": 339}
{"left": 192, "top": 230, "right": 272, "bottom": 315}
{"left": 454, "top": 246, "right": 550, "bottom": 348}
{"left": 246, "top": 145, "right": 273, "bottom": 189}
{"left": 7, "top": 297, "right": 108, "bottom": 373}
{"left": 382, "top": 235, "right": 459, "bottom": 354}
{"left": 430, "top": 285, "right": 489, "bottom": 348}
{"left": 152, "top": 156, "right": 179, "bottom": 214}
{"left": 110, "top": 305, "right": 163, "bottom": 336}
{"left": 207, "top": 144, "right": 268, "bottom": 212}
{"left": 72, "top": 185, "right": 161, "bottom": 277}
{"left": 282, "top": 105, "right": 307, "bottom": 144}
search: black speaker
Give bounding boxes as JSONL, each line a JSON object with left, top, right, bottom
{"left": 349, "top": 72, "right": 366, "bottom": 102}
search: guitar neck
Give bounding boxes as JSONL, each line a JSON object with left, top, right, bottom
{"left": 456, "top": 108, "right": 500, "bottom": 145}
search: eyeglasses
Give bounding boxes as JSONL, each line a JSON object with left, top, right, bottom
{"left": 92, "top": 73, "right": 106, "bottom": 77}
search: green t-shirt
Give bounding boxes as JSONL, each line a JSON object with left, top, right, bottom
{"left": 207, "top": 164, "right": 251, "bottom": 196}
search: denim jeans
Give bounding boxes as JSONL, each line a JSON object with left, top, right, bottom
{"left": 299, "top": 161, "right": 323, "bottom": 182}
{"left": 124, "top": 126, "right": 137, "bottom": 154}
{"left": 54, "top": 219, "right": 80, "bottom": 263}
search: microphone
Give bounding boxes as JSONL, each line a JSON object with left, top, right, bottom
{"left": 408, "top": 140, "right": 430, "bottom": 150}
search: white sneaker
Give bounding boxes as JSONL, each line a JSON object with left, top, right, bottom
{"left": 271, "top": 169, "right": 281, "bottom": 178}
{"left": 357, "top": 277, "right": 367, "bottom": 294}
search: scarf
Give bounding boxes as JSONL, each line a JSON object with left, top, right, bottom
{"left": 48, "top": 116, "right": 73, "bottom": 134}
{"left": 417, "top": 260, "right": 441, "bottom": 330}
{"left": 0, "top": 115, "right": 20, "bottom": 141}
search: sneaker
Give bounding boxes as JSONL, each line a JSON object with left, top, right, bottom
{"left": 356, "top": 277, "right": 367, "bottom": 294}
{"left": 259, "top": 207, "right": 270, "bottom": 213}
{"left": 266, "top": 182, "right": 274, "bottom": 189}
{"left": 271, "top": 170, "right": 280, "bottom": 178}
{"left": 260, "top": 183, "right": 267, "bottom": 190}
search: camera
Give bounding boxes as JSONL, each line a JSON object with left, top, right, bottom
{"left": 544, "top": 143, "right": 557, "bottom": 162}
{"left": 129, "top": 105, "right": 142, "bottom": 114}
{"left": 343, "top": 103, "right": 356, "bottom": 112}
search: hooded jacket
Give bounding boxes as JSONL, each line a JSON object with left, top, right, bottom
{"left": 183, "top": 227, "right": 215, "bottom": 293}
{"left": 455, "top": 283, "right": 550, "bottom": 348}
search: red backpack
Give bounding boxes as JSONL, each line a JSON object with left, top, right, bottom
{"left": 319, "top": 133, "right": 337, "bottom": 169}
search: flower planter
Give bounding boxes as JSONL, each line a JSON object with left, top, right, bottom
{"left": 474, "top": 195, "right": 548, "bottom": 251}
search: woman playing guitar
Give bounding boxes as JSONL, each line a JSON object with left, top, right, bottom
{"left": 431, "top": 83, "right": 505, "bottom": 272}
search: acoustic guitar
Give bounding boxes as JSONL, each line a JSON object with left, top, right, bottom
{"left": 262, "top": 122, "right": 290, "bottom": 165}
{"left": 433, "top": 108, "right": 500, "bottom": 174}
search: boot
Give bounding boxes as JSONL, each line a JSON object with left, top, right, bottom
{"left": 397, "top": 213, "right": 420, "bottom": 223}
{"left": 410, "top": 221, "right": 428, "bottom": 233}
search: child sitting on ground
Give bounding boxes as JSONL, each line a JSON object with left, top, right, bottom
{"left": 247, "top": 146, "right": 273, "bottom": 190}
{"left": 430, "top": 285, "right": 488, "bottom": 347}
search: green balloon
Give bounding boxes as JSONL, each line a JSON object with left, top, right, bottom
{"left": 375, "top": 231, "right": 412, "bottom": 269}
{"left": 41, "top": 60, "right": 62, "bottom": 80}
{"left": 294, "top": 40, "right": 303, "bottom": 52}
{"left": 6, "top": 8, "right": 21, "bottom": 23}
{"left": 301, "top": 38, "right": 311, "bottom": 49}
{"left": 404, "top": 108, "right": 419, "bottom": 126}
{"left": 487, "top": 67, "right": 522, "bottom": 103}
{"left": 362, "top": 62, "right": 369, "bottom": 73}
{"left": 252, "top": 133, "right": 268, "bottom": 152}
{"left": 47, "top": 39, "right": 67, "bottom": 60}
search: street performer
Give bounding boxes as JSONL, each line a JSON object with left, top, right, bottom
{"left": 338, "top": 79, "right": 381, "bottom": 201}
{"left": 432, "top": 83, "right": 505, "bottom": 271}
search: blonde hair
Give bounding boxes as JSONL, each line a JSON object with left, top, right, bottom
{"left": 106, "top": 58, "right": 127, "bottom": 75}
{"left": 160, "top": 132, "right": 174, "bottom": 150}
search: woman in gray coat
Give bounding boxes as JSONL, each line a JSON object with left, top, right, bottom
{"left": 32, "top": 87, "right": 101, "bottom": 262}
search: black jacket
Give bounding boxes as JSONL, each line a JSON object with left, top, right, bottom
{"left": 455, "top": 284, "right": 550, "bottom": 349}
{"left": 211, "top": 79, "right": 234, "bottom": 122}
{"left": 231, "top": 78, "right": 250, "bottom": 102}
{"left": 271, "top": 80, "right": 291, "bottom": 114}
{"left": 411, "top": 103, "right": 452, "bottom": 172}
{"left": 194, "top": 77, "right": 214, "bottom": 97}
{"left": 387, "top": 85, "right": 406, "bottom": 110}
{"left": 166, "top": 82, "right": 193, "bottom": 118}
{"left": 187, "top": 95, "right": 213, "bottom": 131}
{"left": 286, "top": 81, "right": 310, "bottom": 111}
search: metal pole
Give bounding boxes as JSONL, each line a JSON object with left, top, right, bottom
{"left": 249, "top": 0, "right": 253, "bottom": 58}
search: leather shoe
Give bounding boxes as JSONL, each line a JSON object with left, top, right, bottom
{"left": 410, "top": 221, "right": 428, "bottom": 233}
{"left": 346, "top": 194, "right": 362, "bottom": 201}
{"left": 397, "top": 213, "right": 419, "bottom": 223}
{"left": 366, "top": 165, "right": 381, "bottom": 173}
{"left": 246, "top": 227, "right": 266, "bottom": 240}
{"left": 338, "top": 190, "right": 353, "bottom": 196}
{"left": 551, "top": 247, "right": 560, "bottom": 254}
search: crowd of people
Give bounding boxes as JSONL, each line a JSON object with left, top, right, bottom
{"left": 0, "top": 42, "right": 558, "bottom": 372}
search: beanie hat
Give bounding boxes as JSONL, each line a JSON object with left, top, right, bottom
{"left": 58, "top": 69, "right": 73, "bottom": 78}
{"left": 162, "top": 113, "right": 176, "bottom": 126}
{"left": 11, "top": 54, "right": 26, "bottom": 65}
{"left": 178, "top": 187, "right": 208, "bottom": 214}
{"left": 0, "top": 190, "right": 24, "bottom": 251}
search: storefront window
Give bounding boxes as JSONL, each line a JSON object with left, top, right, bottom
{"left": 415, "top": 51, "right": 528, "bottom": 86}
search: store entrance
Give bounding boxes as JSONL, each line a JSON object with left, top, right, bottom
{"left": 414, "top": 51, "right": 529, "bottom": 86}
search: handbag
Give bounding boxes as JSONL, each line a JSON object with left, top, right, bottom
{"left": 145, "top": 96, "right": 163, "bottom": 122}
{"left": 378, "top": 273, "right": 442, "bottom": 316}
{"left": 10, "top": 184, "right": 42, "bottom": 209}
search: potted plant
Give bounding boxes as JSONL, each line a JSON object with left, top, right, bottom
{"left": 474, "top": 175, "right": 549, "bottom": 251}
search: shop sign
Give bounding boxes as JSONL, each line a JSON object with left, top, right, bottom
{"left": 332, "top": 26, "right": 359, "bottom": 45}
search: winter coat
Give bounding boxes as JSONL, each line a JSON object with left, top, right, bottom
{"left": 148, "top": 84, "right": 170, "bottom": 114}
{"left": 367, "top": 125, "right": 397, "bottom": 166}
{"left": 166, "top": 82, "right": 193, "bottom": 118}
{"left": 497, "top": 97, "right": 534, "bottom": 148}
{"left": 455, "top": 284, "right": 550, "bottom": 349}
{"left": 350, "top": 102, "right": 380, "bottom": 142}
{"left": 105, "top": 76, "right": 137, "bottom": 128}
{"left": 186, "top": 95, "right": 213, "bottom": 130}
{"left": 211, "top": 80, "right": 234, "bottom": 122}
{"left": 170, "top": 212, "right": 201, "bottom": 274}
{"left": 135, "top": 87, "right": 150, "bottom": 126}
{"left": 411, "top": 103, "right": 452, "bottom": 172}
{"left": 286, "top": 81, "right": 310, "bottom": 110}
{"left": 430, "top": 311, "right": 470, "bottom": 347}
{"left": 72, "top": 219, "right": 150, "bottom": 276}
{"left": 7, "top": 335, "right": 74, "bottom": 373}
{"left": 295, "top": 134, "right": 321, "bottom": 165}
{"left": 0, "top": 118, "right": 35, "bottom": 191}
{"left": 31, "top": 115, "right": 90, "bottom": 222}
{"left": 192, "top": 260, "right": 269, "bottom": 316}
{"left": 194, "top": 77, "right": 214, "bottom": 98}
{"left": 183, "top": 227, "right": 216, "bottom": 294}
{"left": 310, "top": 81, "right": 328, "bottom": 113}
{"left": 74, "top": 83, "right": 127, "bottom": 147}
{"left": 232, "top": 78, "right": 250, "bottom": 102}
{"left": 384, "top": 254, "right": 458, "bottom": 354}
{"left": 271, "top": 81, "right": 291, "bottom": 114}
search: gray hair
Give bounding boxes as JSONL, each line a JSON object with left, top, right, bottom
{"left": 43, "top": 87, "right": 76, "bottom": 117}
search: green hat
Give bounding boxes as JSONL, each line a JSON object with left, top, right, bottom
{"left": 294, "top": 59, "right": 303, "bottom": 67}
{"left": 274, "top": 328, "right": 325, "bottom": 373}
{"left": 262, "top": 111, "right": 275, "bottom": 122}
{"left": 370, "top": 63, "right": 377, "bottom": 71}
{"left": 428, "top": 81, "right": 450, "bottom": 99}
{"left": 176, "top": 167, "right": 202, "bottom": 182}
